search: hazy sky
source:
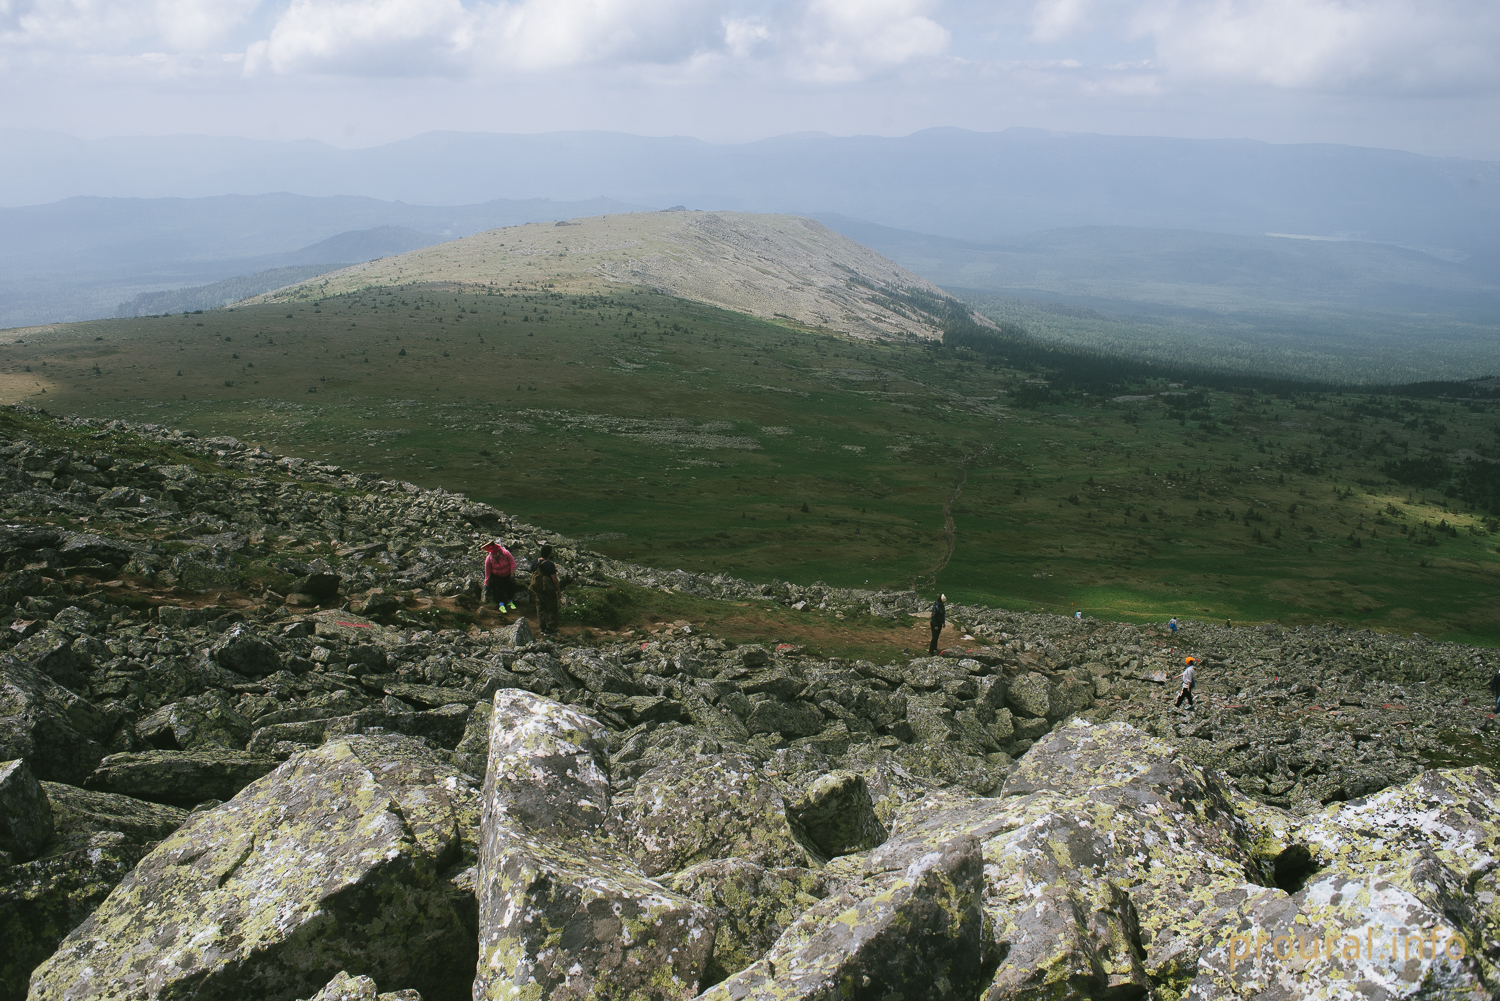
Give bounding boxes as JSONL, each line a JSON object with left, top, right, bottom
{"left": 3, "top": 0, "right": 1497, "bottom": 159}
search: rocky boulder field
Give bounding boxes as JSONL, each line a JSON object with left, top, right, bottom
{"left": 3, "top": 406, "right": 1500, "bottom": 1001}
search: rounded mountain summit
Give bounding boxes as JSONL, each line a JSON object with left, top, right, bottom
{"left": 244, "top": 210, "right": 985, "bottom": 342}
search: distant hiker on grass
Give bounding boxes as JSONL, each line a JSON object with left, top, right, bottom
{"left": 1168, "top": 617, "right": 1179, "bottom": 634}
{"left": 482, "top": 540, "right": 516, "bottom": 614}
{"left": 1175, "top": 656, "right": 1198, "bottom": 709}
{"left": 929, "top": 593, "right": 946, "bottom": 655}
{"left": 530, "top": 543, "right": 561, "bottom": 635}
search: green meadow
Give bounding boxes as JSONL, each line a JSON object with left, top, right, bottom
{"left": 5, "top": 282, "right": 1500, "bottom": 642}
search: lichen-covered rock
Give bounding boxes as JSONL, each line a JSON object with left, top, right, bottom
{"left": 451, "top": 698, "right": 491, "bottom": 778}
{"left": 299, "top": 969, "right": 424, "bottom": 1001}
{"left": 2, "top": 785, "right": 187, "bottom": 1001}
{"left": 1044, "top": 673, "right": 1095, "bottom": 721}
{"left": 2, "top": 834, "right": 154, "bottom": 1001}
{"left": 474, "top": 690, "right": 716, "bottom": 1001}
{"left": 0, "top": 661, "right": 108, "bottom": 784}
{"left": 84, "top": 749, "right": 280, "bottom": 807}
{"left": 744, "top": 699, "right": 823, "bottom": 738}
{"left": 891, "top": 741, "right": 1008, "bottom": 795}
{"left": 1006, "top": 671, "right": 1050, "bottom": 718}
{"left": 1186, "top": 765, "right": 1500, "bottom": 999}
{"left": 786, "top": 771, "right": 887, "bottom": 859}
{"left": 0, "top": 758, "right": 53, "bottom": 860}
{"left": 614, "top": 752, "right": 824, "bottom": 876}
{"left": 135, "top": 693, "right": 252, "bottom": 751}
{"left": 41, "top": 782, "right": 189, "bottom": 853}
{"left": 246, "top": 704, "right": 471, "bottom": 755}
{"left": 560, "top": 648, "right": 641, "bottom": 695}
{"left": 983, "top": 721, "right": 1265, "bottom": 987}
{"left": 211, "top": 622, "right": 282, "bottom": 677}
{"left": 29, "top": 736, "right": 480, "bottom": 1001}
{"left": 5, "top": 629, "right": 95, "bottom": 692}
{"left": 302, "top": 971, "right": 380, "bottom": 1001}
{"left": 669, "top": 859, "right": 834, "bottom": 986}
{"left": 981, "top": 883, "right": 1148, "bottom": 1001}
{"left": 701, "top": 832, "right": 988, "bottom": 1001}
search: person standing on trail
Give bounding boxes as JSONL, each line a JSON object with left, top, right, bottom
{"left": 530, "top": 543, "right": 562, "bottom": 635}
{"left": 482, "top": 540, "right": 516, "bottom": 614}
{"left": 1175, "top": 656, "right": 1197, "bottom": 709}
{"left": 929, "top": 593, "right": 946, "bottom": 655}
{"left": 1488, "top": 666, "right": 1500, "bottom": 714}
{"left": 1168, "top": 617, "right": 1179, "bottom": 634}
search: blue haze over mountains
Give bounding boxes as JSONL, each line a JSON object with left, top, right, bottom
{"left": 3, "top": 126, "right": 1498, "bottom": 378}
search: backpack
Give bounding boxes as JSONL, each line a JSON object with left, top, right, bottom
{"left": 529, "top": 559, "right": 558, "bottom": 596}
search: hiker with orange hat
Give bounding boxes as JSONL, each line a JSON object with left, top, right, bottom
{"left": 481, "top": 540, "right": 517, "bottom": 614}
{"left": 1174, "top": 656, "right": 1198, "bottom": 709}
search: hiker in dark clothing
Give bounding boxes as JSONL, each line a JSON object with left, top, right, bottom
{"left": 1489, "top": 667, "right": 1500, "bottom": 713}
{"left": 929, "top": 593, "right": 946, "bottom": 655}
{"left": 530, "top": 543, "right": 561, "bottom": 634}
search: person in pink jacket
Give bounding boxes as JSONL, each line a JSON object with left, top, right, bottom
{"left": 482, "top": 540, "right": 517, "bottom": 613}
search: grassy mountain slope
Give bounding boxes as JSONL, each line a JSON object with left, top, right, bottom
{"left": 249, "top": 211, "right": 961, "bottom": 341}
{"left": 4, "top": 279, "right": 1500, "bottom": 643}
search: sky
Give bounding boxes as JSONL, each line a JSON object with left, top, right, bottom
{"left": 1, "top": 0, "right": 1498, "bottom": 159}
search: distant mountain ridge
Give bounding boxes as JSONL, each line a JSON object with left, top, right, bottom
{"left": 0, "top": 195, "right": 644, "bottom": 328}
{"left": 114, "top": 265, "right": 353, "bottom": 317}
{"left": 3, "top": 128, "right": 1496, "bottom": 257}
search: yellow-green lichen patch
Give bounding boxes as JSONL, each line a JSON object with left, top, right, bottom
{"left": 28, "top": 737, "right": 477, "bottom": 1001}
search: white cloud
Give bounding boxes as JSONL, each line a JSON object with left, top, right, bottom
{"left": 234, "top": 0, "right": 948, "bottom": 81}
{"left": 781, "top": 0, "right": 951, "bottom": 82}
{"left": 245, "top": 0, "right": 473, "bottom": 77}
{"left": 0, "top": 0, "right": 257, "bottom": 51}
{"left": 1028, "top": 0, "right": 1500, "bottom": 96}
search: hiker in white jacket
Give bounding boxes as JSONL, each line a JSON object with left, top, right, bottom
{"left": 1174, "top": 656, "right": 1198, "bottom": 709}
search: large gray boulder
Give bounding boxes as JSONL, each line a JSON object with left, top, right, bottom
{"left": 744, "top": 699, "right": 823, "bottom": 738}
{"left": 211, "top": 623, "right": 282, "bottom": 677}
{"left": 613, "top": 751, "right": 824, "bottom": 876}
{"left": 84, "top": 749, "right": 279, "bottom": 807}
{"left": 0, "top": 758, "right": 52, "bottom": 860}
{"left": 29, "top": 735, "right": 480, "bottom": 1001}
{"left": 474, "top": 690, "right": 716, "bottom": 1001}
{"left": 0, "top": 660, "right": 108, "bottom": 784}
{"left": 135, "top": 693, "right": 251, "bottom": 751}
{"left": 669, "top": 859, "right": 834, "bottom": 987}
{"left": 1186, "top": 766, "right": 1500, "bottom": 1000}
{"left": 299, "top": 970, "right": 423, "bottom": 1001}
{"left": 3, "top": 785, "right": 187, "bottom": 1001}
{"left": 1005, "top": 671, "right": 1050, "bottom": 718}
{"left": 785, "top": 771, "right": 887, "bottom": 860}
{"left": 5, "top": 629, "right": 95, "bottom": 692}
{"left": 701, "top": 832, "right": 989, "bottom": 1001}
